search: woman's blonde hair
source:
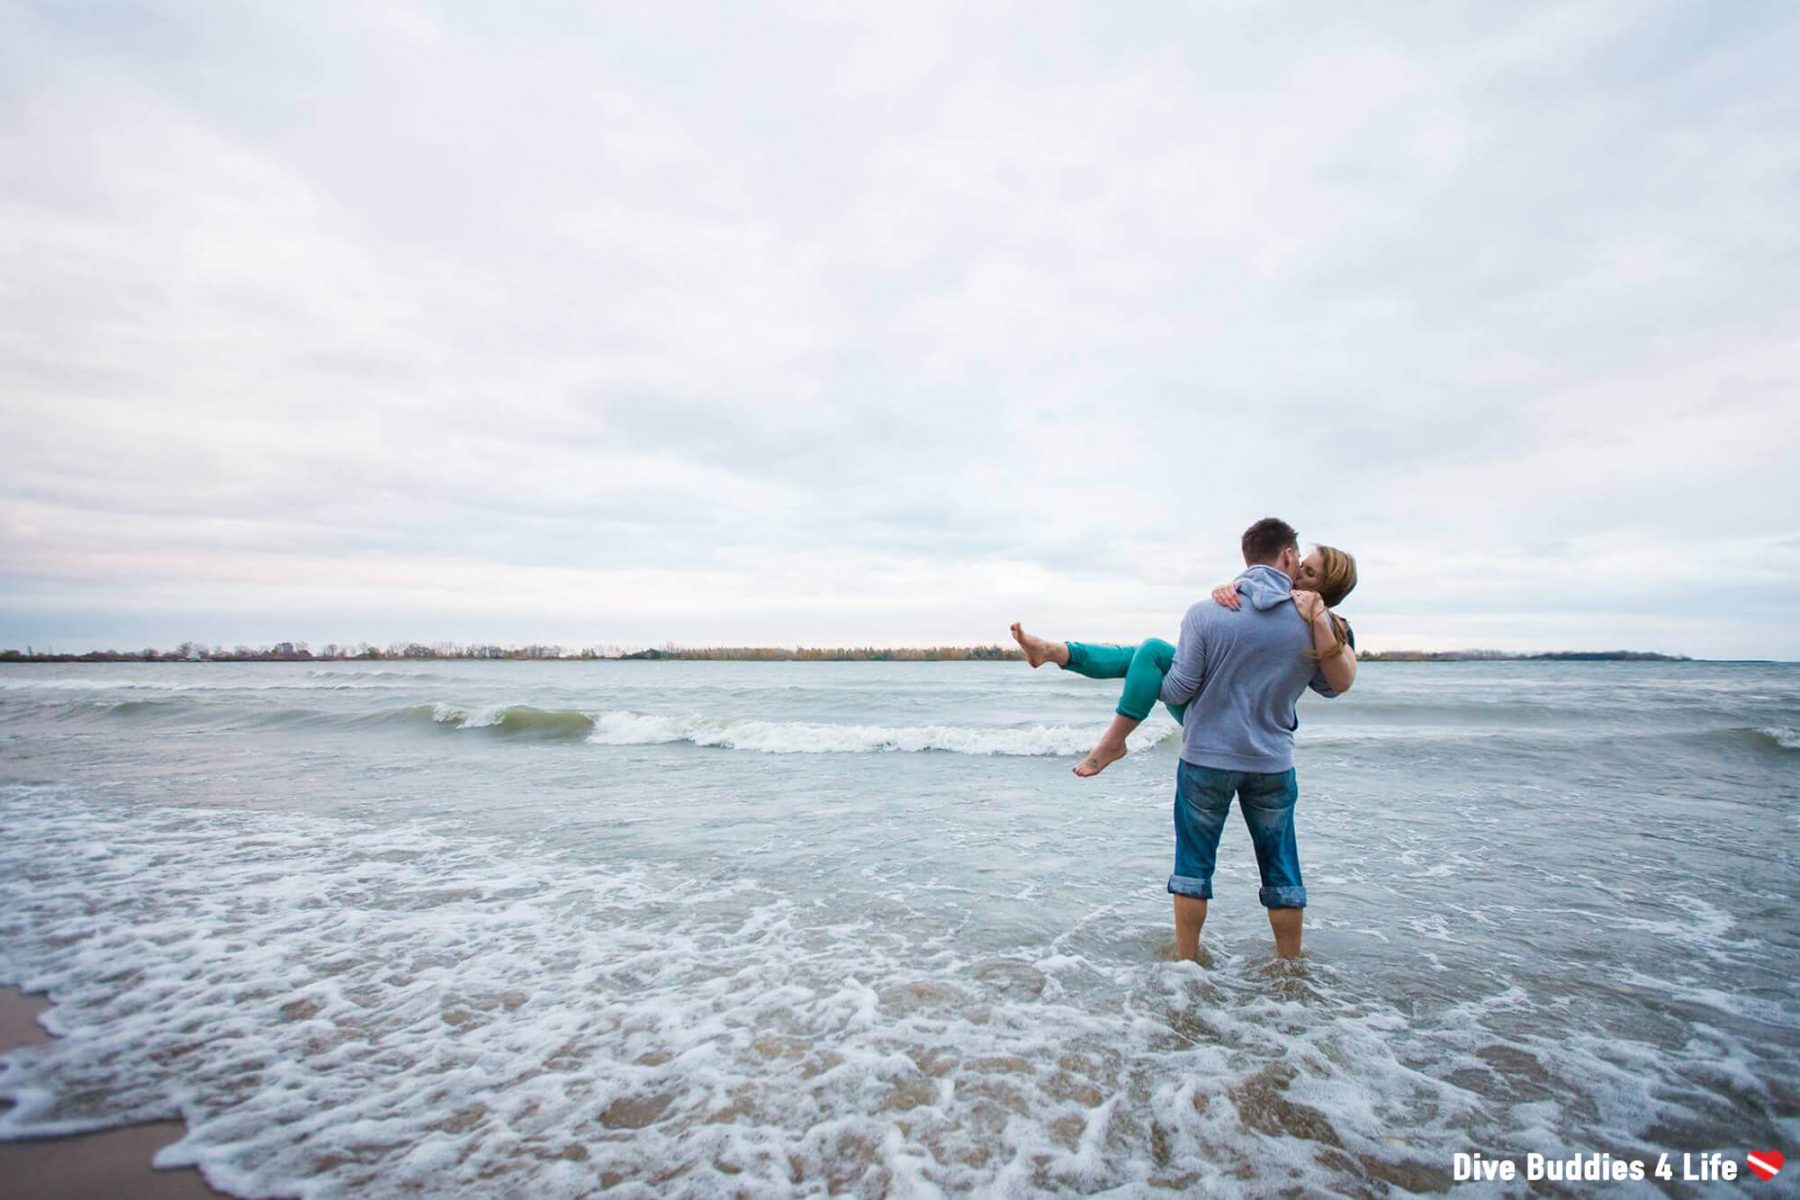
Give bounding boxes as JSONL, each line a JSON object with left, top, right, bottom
{"left": 1310, "top": 545, "right": 1358, "bottom": 660}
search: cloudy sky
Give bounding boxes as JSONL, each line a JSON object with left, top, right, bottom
{"left": 2, "top": 1, "right": 1796, "bottom": 658}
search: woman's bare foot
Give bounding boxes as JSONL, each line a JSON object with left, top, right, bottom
{"left": 1073, "top": 738, "right": 1128, "bottom": 777}
{"left": 1010, "top": 622, "right": 1067, "bottom": 668}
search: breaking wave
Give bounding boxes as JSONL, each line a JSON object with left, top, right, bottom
{"left": 423, "top": 703, "right": 596, "bottom": 740}
{"left": 587, "top": 711, "right": 1177, "bottom": 756}
{"left": 415, "top": 704, "right": 1177, "bottom": 755}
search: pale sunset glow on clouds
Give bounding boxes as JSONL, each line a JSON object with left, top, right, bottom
{"left": 2, "top": 2, "right": 1797, "bottom": 657}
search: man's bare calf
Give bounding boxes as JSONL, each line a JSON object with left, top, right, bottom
{"left": 1175, "top": 896, "right": 1304, "bottom": 960}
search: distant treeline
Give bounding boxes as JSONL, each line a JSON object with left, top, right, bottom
{"left": 617, "top": 645, "right": 1020, "bottom": 661}
{"left": 0, "top": 642, "right": 1689, "bottom": 664}
{"left": 0, "top": 641, "right": 1026, "bottom": 663}
{"left": 1358, "top": 649, "right": 1688, "bottom": 662}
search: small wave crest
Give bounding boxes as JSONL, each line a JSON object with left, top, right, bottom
{"left": 0, "top": 678, "right": 208, "bottom": 692}
{"left": 323, "top": 704, "right": 1187, "bottom": 755}
{"left": 404, "top": 703, "right": 1176, "bottom": 755}
{"left": 587, "top": 711, "right": 1178, "bottom": 756}
{"left": 1752, "top": 725, "right": 1800, "bottom": 750}
{"left": 421, "top": 704, "right": 596, "bottom": 740}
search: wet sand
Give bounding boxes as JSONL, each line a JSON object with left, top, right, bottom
{"left": 0, "top": 985, "right": 230, "bottom": 1199}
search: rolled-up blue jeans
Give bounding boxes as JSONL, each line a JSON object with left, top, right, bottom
{"left": 1167, "top": 760, "right": 1307, "bottom": 909}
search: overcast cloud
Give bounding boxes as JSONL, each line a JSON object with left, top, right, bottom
{"left": 2, "top": 1, "right": 1797, "bottom": 657}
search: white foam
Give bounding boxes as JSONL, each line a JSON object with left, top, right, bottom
{"left": 459, "top": 705, "right": 509, "bottom": 729}
{"left": 0, "top": 784, "right": 1514, "bottom": 1199}
{"left": 586, "top": 711, "right": 1179, "bottom": 756}
{"left": 427, "top": 701, "right": 573, "bottom": 729}
{"left": 1757, "top": 725, "right": 1800, "bottom": 749}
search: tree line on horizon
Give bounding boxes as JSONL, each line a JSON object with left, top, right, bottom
{"left": 1355, "top": 648, "right": 1687, "bottom": 662}
{"left": 0, "top": 640, "right": 1027, "bottom": 663}
{"left": 0, "top": 641, "right": 1690, "bottom": 664}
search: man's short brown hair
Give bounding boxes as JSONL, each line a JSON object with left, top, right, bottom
{"left": 1241, "top": 517, "right": 1299, "bottom": 566}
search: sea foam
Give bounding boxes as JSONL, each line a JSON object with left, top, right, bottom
{"left": 420, "top": 704, "right": 1179, "bottom": 756}
{"left": 0, "top": 786, "right": 1495, "bottom": 1198}
{"left": 587, "top": 711, "right": 1178, "bottom": 756}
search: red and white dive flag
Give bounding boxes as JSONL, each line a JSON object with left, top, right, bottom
{"left": 1746, "top": 1151, "right": 1782, "bottom": 1182}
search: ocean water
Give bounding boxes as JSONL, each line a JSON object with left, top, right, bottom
{"left": 0, "top": 659, "right": 1794, "bottom": 1198}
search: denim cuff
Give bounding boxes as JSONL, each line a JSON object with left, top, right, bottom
{"left": 1167, "top": 874, "right": 1213, "bottom": 899}
{"left": 1259, "top": 885, "right": 1306, "bottom": 909}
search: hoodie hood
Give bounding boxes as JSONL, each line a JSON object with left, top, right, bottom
{"left": 1236, "top": 564, "right": 1296, "bottom": 612}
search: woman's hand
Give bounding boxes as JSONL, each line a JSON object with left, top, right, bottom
{"left": 1292, "top": 589, "right": 1326, "bottom": 623}
{"left": 1211, "top": 582, "right": 1243, "bottom": 610}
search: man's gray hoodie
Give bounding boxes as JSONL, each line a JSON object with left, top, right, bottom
{"left": 1158, "top": 564, "right": 1338, "bottom": 772}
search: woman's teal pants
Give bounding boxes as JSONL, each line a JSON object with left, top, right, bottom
{"left": 1062, "top": 638, "right": 1185, "bottom": 724}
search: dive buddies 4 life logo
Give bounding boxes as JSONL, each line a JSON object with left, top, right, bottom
{"left": 1453, "top": 1149, "right": 1783, "bottom": 1185}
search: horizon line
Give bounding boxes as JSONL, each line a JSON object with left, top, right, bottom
{"left": 0, "top": 642, "right": 1754, "bottom": 664}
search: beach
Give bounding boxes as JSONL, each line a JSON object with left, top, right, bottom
{"left": 1, "top": 659, "right": 1795, "bottom": 1196}
{"left": 0, "top": 986, "right": 227, "bottom": 1198}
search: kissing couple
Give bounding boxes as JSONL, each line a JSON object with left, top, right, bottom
{"left": 1012, "top": 517, "right": 1357, "bottom": 960}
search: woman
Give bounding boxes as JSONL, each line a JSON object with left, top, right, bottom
{"left": 1011, "top": 545, "right": 1358, "bottom": 776}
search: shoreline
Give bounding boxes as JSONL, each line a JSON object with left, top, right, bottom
{"left": 0, "top": 985, "right": 233, "bottom": 1199}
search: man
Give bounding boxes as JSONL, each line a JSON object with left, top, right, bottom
{"left": 1158, "top": 517, "right": 1348, "bottom": 960}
